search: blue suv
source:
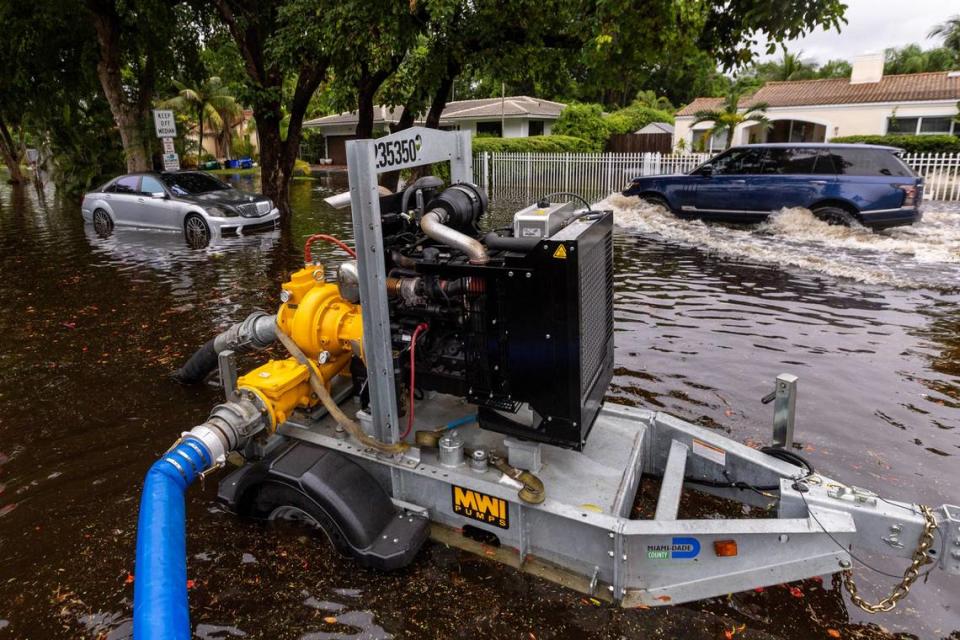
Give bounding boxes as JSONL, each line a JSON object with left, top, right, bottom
{"left": 623, "top": 143, "right": 923, "bottom": 230}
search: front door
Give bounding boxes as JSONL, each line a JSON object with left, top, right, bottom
{"left": 137, "top": 175, "right": 178, "bottom": 229}
{"left": 692, "top": 148, "right": 766, "bottom": 221}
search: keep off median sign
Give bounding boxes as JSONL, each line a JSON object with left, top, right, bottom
{"left": 153, "top": 109, "right": 177, "bottom": 138}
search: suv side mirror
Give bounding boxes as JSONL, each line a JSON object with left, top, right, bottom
{"left": 699, "top": 165, "right": 714, "bottom": 178}
{"left": 151, "top": 192, "right": 167, "bottom": 200}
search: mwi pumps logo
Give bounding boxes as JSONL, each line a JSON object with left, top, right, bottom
{"left": 646, "top": 537, "right": 701, "bottom": 560}
{"left": 452, "top": 485, "right": 509, "bottom": 529}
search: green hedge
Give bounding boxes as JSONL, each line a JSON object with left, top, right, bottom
{"left": 471, "top": 135, "right": 594, "bottom": 153}
{"left": 829, "top": 134, "right": 960, "bottom": 153}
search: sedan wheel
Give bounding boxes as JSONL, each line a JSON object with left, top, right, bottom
{"left": 184, "top": 214, "right": 211, "bottom": 248}
{"left": 92, "top": 209, "right": 113, "bottom": 236}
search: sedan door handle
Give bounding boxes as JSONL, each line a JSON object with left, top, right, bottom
{"left": 730, "top": 180, "right": 747, "bottom": 184}
{"left": 809, "top": 180, "right": 828, "bottom": 185}
{"left": 137, "top": 197, "right": 145, "bottom": 203}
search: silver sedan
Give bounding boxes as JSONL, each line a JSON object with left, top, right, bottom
{"left": 81, "top": 171, "right": 280, "bottom": 246}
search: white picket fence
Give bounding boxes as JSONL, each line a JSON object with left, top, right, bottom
{"left": 472, "top": 151, "right": 960, "bottom": 202}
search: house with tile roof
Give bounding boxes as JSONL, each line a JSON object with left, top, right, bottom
{"left": 304, "top": 96, "right": 565, "bottom": 164}
{"left": 674, "top": 53, "right": 960, "bottom": 152}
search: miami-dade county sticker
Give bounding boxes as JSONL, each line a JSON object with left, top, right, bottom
{"left": 647, "top": 537, "right": 701, "bottom": 559}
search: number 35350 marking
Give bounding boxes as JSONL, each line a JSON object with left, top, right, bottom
{"left": 374, "top": 134, "right": 421, "bottom": 169}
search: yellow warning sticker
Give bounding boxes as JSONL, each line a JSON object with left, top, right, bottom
{"left": 552, "top": 244, "right": 567, "bottom": 259}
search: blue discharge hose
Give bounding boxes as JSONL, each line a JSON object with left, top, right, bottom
{"left": 133, "top": 438, "right": 212, "bottom": 640}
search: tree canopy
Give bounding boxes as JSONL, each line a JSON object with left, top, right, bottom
{"left": 0, "top": 0, "right": 851, "bottom": 205}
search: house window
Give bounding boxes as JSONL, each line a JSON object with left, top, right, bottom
{"left": 886, "top": 116, "right": 955, "bottom": 135}
{"left": 886, "top": 117, "right": 919, "bottom": 134}
{"left": 919, "top": 117, "right": 954, "bottom": 134}
{"left": 476, "top": 121, "right": 502, "bottom": 137}
{"left": 528, "top": 120, "right": 545, "bottom": 136}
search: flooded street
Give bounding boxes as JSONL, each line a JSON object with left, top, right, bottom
{"left": 0, "top": 175, "right": 958, "bottom": 639}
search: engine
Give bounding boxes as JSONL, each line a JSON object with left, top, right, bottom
{"left": 336, "top": 179, "right": 615, "bottom": 450}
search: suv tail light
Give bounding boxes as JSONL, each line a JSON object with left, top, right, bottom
{"left": 897, "top": 184, "right": 918, "bottom": 207}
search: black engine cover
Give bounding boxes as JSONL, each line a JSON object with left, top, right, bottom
{"left": 472, "top": 212, "right": 614, "bottom": 450}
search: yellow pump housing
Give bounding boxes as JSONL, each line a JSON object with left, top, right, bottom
{"left": 237, "top": 264, "right": 364, "bottom": 431}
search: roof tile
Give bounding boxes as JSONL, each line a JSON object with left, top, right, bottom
{"left": 676, "top": 71, "right": 960, "bottom": 116}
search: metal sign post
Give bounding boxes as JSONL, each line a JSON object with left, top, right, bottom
{"left": 345, "top": 127, "right": 472, "bottom": 445}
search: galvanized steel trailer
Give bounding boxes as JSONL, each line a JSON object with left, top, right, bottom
{"left": 221, "top": 127, "right": 958, "bottom": 609}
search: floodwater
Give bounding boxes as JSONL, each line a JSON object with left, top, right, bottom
{"left": 0, "top": 174, "right": 958, "bottom": 639}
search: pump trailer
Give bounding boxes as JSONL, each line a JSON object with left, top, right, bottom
{"left": 133, "top": 128, "right": 960, "bottom": 639}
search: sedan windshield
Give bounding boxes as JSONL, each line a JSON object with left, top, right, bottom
{"left": 161, "top": 172, "right": 230, "bottom": 196}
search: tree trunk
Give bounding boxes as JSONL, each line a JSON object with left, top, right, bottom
{"left": 198, "top": 106, "right": 205, "bottom": 161}
{"left": 86, "top": 0, "right": 151, "bottom": 172}
{"left": 212, "top": 0, "right": 327, "bottom": 218}
{"left": 355, "top": 84, "right": 377, "bottom": 140}
{"left": 0, "top": 118, "right": 25, "bottom": 184}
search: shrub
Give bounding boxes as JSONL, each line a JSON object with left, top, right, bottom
{"left": 471, "top": 134, "right": 594, "bottom": 153}
{"left": 605, "top": 104, "right": 674, "bottom": 136}
{"left": 231, "top": 134, "right": 256, "bottom": 159}
{"left": 551, "top": 103, "right": 609, "bottom": 151}
{"left": 829, "top": 134, "right": 960, "bottom": 153}
{"left": 293, "top": 158, "right": 312, "bottom": 176}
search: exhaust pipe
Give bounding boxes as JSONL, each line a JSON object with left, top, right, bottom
{"left": 420, "top": 208, "right": 489, "bottom": 264}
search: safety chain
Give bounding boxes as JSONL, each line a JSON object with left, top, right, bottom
{"left": 842, "top": 504, "right": 937, "bottom": 613}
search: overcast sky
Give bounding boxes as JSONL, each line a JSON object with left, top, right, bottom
{"left": 757, "top": 0, "right": 958, "bottom": 64}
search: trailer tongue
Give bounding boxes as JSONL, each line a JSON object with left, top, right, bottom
{"left": 136, "top": 127, "right": 959, "bottom": 639}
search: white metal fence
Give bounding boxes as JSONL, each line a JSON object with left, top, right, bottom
{"left": 901, "top": 153, "right": 960, "bottom": 201}
{"left": 472, "top": 151, "right": 960, "bottom": 202}
{"left": 472, "top": 152, "right": 710, "bottom": 203}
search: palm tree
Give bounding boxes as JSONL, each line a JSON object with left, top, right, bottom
{"left": 162, "top": 77, "right": 238, "bottom": 159}
{"left": 929, "top": 15, "right": 960, "bottom": 53}
{"left": 691, "top": 90, "right": 769, "bottom": 150}
{"left": 753, "top": 47, "right": 817, "bottom": 82}
{"left": 633, "top": 90, "right": 674, "bottom": 112}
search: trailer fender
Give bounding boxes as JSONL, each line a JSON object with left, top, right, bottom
{"left": 218, "top": 441, "right": 428, "bottom": 570}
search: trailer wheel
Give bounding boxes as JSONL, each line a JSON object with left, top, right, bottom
{"left": 246, "top": 482, "right": 352, "bottom": 557}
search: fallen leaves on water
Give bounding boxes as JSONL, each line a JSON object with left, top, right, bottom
{"left": 789, "top": 586, "right": 804, "bottom": 598}
{"left": 826, "top": 630, "right": 841, "bottom": 638}
{"left": 323, "top": 616, "right": 337, "bottom": 624}
{"left": 124, "top": 573, "right": 134, "bottom": 585}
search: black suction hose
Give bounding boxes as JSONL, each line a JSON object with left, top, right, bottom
{"left": 171, "top": 339, "right": 217, "bottom": 385}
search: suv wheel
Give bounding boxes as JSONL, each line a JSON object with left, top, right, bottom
{"left": 641, "top": 194, "right": 671, "bottom": 212}
{"left": 811, "top": 206, "right": 857, "bottom": 227}
{"left": 184, "top": 213, "right": 211, "bottom": 248}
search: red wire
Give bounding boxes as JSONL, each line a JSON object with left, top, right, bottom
{"left": 401, "top": 323, "right": 429, "bottom": 439}
{"left": 304, "top": 234, "right": 357, "bottom": 262}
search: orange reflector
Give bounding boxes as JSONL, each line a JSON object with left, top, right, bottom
{"left": 714, "top": 539, "right": 738, "bottom": 557}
